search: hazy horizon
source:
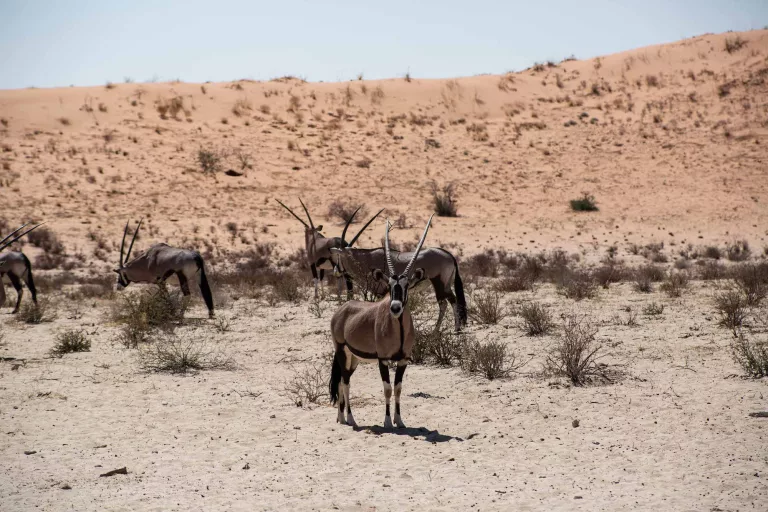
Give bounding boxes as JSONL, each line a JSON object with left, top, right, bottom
{"left": 1, "top": 0, "right": 766, "bottom": 90}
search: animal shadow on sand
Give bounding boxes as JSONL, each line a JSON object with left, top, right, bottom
{"left": 353, "top": 425, "right": 458, "bottom": 443}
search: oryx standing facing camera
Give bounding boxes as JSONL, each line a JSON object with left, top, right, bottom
{"left": 114, "top": 219, "right": 214, "bottom": 318}
{"left": 329, "top": 215, "right": 433, "bottom": 429}
{"left": 0, "top": 223, "right": 44, "bottom": 313}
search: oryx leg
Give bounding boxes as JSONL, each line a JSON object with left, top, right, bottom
{"left": 0, "top": 276, "right": 6, "bottom": 310}
{"left": 24, "top": 267, "right": 37, "bottom": 305}
{"left": 344, "top": 275, "right": 353, "bottom": 300}
{"left": 394, "top": 363, "right": 407, "bottom": 428}
{"left": 8, "top": 273, "right": 24, "bottom": 314}
{"left": 310, "top": 264, "right": 319, "bottom": 298}
{"left": 177, "top": 272, "right": 191, "bottom": 296}
{"left": 379, "top": 360, "right": 394, "bottom": 429}
{"left": 342, "top": 354, "right": 358, "bottom": 427}
{"left": 430, "top": 277, "right": 448, "bottom": 332}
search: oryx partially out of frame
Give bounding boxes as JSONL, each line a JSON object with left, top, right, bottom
{"left": 330, "top": 216, "right": 467, "bottom": 332}
{"left": 114, "top": 220, "right": 215, "bottom": 318}
{"left": 0, "top": 223, "right": 44, "bottom": 313}
{"left": 275, "top": 198, "right": 382, "bottom": 297}
{"left": 330, "top": 215, "right": 433, "bottom": 428}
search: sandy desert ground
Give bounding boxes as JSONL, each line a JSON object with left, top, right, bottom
{"left": 1, "top": 30, "right": 768, "bottom": 511}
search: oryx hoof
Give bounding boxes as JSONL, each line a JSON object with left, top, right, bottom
{"left": 208, "top": 311, "right": 215, "bottom": 319}
{"left": 394, "top": 415, "right": 405, "bottom": 429}
{"left": 345, "top": 412, "right": 357, "bottom": 428}
{"left": 383, "top": 416, "right": 394, "bottom": 429}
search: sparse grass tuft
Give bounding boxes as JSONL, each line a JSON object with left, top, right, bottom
{"left": 725, "top": 36, "right": 747, "bottom": 54}
{"left": 197, "top": 148, "right": 222, "bottom": 174}
{"left": 50, "top": 329, "right": 90, "bottom": 357}
{"left": 138, "top": 333, "right": 234, "bottom": 374}
{"left": 714, "top": 289, "right": 747, "bottom": 331}
{"left": 283, "top": 362, "right": 328, "bottom": 407}
{"left": 17, "top": 298, "right": 56, "bottom": 324}
{"left": 642, "top": 302, "right": 664, "bottom": 316}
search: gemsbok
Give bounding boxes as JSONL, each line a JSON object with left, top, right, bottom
{"left": 0, "top": 223, "right": 44, "bottom": 313}
{"left": 330, "top": 214, "right": 467, "bottom": 332}
{"left": 329, "top": 215, "right": 433, "bottom": 429}
{"left": 114, "top": 220, "right": 214, "bottom": 318}
{"left": 275, "top": 198, "right": 382, "bottom": 297}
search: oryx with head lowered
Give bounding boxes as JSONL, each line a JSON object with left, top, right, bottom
{"left": 114, "top": 220, "right": 214, "bottom": 318}
{"left": 330, "top": 214, "right": 467, "bottom": 332}
{"left": 0, "top": 222, "right": 44, "bottom": 313}
{"left": 330, "top": 215, "right": 433, "bottom": 429}
{"left": 275, "top": 198, "right": 382, "bottom": 297}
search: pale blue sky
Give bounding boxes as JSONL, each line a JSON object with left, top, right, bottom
{"left": 1, "top": 0, "right": 766, "bottom": 89}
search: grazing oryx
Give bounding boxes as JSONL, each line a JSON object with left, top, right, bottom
{"left": 0, "top": 223, "right": 43, "bottom": 313}
{"left": 330, "top": 216, "right": 467, "bottom": 332}
{"left": 330, "top": 215, "right": 433, "bottom": 428}
{"left": 114, "top": 220, "right": 215, "bottom": 318}
{"left": 275, "top": 198, "right": 382, "bottom": 297}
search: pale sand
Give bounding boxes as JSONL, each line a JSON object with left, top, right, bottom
{"left": 1, "top": 29, "right": 768, "bottom": 511}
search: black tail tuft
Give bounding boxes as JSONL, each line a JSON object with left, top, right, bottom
{"left": 194, "top": 253, "right": 214, "bottom": 316}
{"left": 21, "top": 253, "right": 37, "bottom": 304}
{"left": 453, "top": 258, "right": 467, "bottom": 327}
{"left": 329, "top": 347, "right": 344, "bottom": 405}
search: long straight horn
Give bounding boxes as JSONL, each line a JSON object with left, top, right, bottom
{"left": 0, "top": 223, "right": 29, "bottom": 248}
{"left": 383, "top": 219, "right": 396, "bottom": 276}
{"left": 298, "top": 197, "right": 316, "bottom": 232}
{"left": 348, "top": 208, "right": 384, "bottom": 247}
{"left": 275, "top": 199, "right": 309, "bottom": 228}
{"left": 340, "top": 206, "right": 362, "bottom": 245}
{"left": 403, "top": 214, "right": 434, "bottom": 277}
{"left": 119, "top": 221, "right": 129, "bottom": 267}
{"left": 125, "top": 219, "right": 143, "bottom": 264}
{"left": 0, "top": 222, "right": 45, "bottom": 252}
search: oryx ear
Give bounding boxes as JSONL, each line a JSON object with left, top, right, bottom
{"left": 409, "top": 268, "right": 425, "bottom": 285}
{"left": 316, "top": 224, "right": 323, "bottom": 231}
{"left": 372, "top": 269, "right": 386, "bottom": 282}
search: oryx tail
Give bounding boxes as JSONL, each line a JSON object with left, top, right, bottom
{"left": 194, "top": 252, "right": 214, "bottom": 314}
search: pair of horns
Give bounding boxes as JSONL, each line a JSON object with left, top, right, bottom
{"left": 341, "top": 207, "right": 384, "bottom": 248}
{"left": 384, "top": 214, "right": 433, "bottom": 277}
{"left": 275, "top": 198, "right": 314, "bottom": 231}
{"left": 0, "top": 222, "right": 46, "bottom": 252}
{"left": 119, "top": 219, "right": 142, "bottom": 267}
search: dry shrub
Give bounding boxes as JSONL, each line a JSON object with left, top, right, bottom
{"left": 642, "top": 302, "right": 664, "bottom": 316}
{"left": 113, "top": 288, "right": 187, "bottom": 347}
{"left": 270, "top": 270, "right": 304, "bottom": 304}
{"left": 519, "top": 301, "right": 554, "bottom": 335}
{"left": 634, "top": 264, "right": 665, "bottom": 292}
{"left": 156, "top": 96, "right": 185, "bottom": 120}
{"left": 469, "top": 289, "right": 507, "bottom": 325}
{"left": 698, "top": 260, "right": 726, "bottom": 280}
{"left": 413, "top": 321, "right": 467, "bottom": 367}
{"left": 17, "top": 298, "right": 56, "bottom": 324}
{"left": 703, "top": 246, "right": 722, "bottom": 260}
{"left": 558, "top": 271, "right": 598, "bottom": 300}
{"left": 197, "top": 148, "right": 222, "bottom": 174}
{"left": 726, "top": 240, "right": 751, "bottom": 262}
{"left": 26, "top": 226, "right": 65, "bottom": 255}
{"left": 464, "top": 250, "right": 499, "bottom": 278}
{"left": 495, "top": 273, "right": 533, "bottom": 292}
{"left": 461, "top": 339, "right": 520, "bottom": 380}
{"left": 593, "top": 262, "right": 626, "bottom": 288}
{"left": 327, "top": 200, "right": 368, "bottom": 224}
{"left": 283, "top": 362, "right": 328, "bottom": 406}
{"left": 546, "top": 316, "right": 602, "bottom": 386}
{"left": 569, "top": 193, "right": 598, "bottom": 212}
{"left": 725, "top": 36, "right": 747, "bottom": 54}
{"left": 430, "top": 181, "right": 458, "bottom": 217}
{"left": 232, "top": 98, "right": 253, "bottom": 117}
{"left": 50, "top": 329, "right": 90, "bottom": 357}
{"left": 714, "top": 289, "right": 747, "bottom": 330}
{"left": 466, "top": 122, "right": 488, "bottom": 141}
{"left": 660, "top": 272, "right": 690, "bottom": 297}
{"left": 731, "top": 263, "right": 768, "bottom": 306}
{"left": 138, "top": 333, "right": 234, "bottom": 374}
{"left": 731, "top": 333, "right": 768, "bottom": 378}
{"left": 519, "top": 256, "right": 545, "bottom": 285}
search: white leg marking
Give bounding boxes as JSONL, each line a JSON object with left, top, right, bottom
{"left": 394, "top": 383, "right": 405, "bottom": 428}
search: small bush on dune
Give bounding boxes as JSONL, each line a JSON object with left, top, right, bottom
{"left": 430, "top": 181, "right": 458, "bottom": 217}
{"left": 327, "top": 200, "right": 368, "bottom": 224}
{"left": 731, "top": 333, "right": 768, "bottom": 378}
{"left": 725, "top": 36, "right": 747, "bottom": 54}
{"left": 519, "top": 301, "right": 554, "bottom": 335}
{"left": 731, "top": 263, "right": 768, "bottom": 306}
{"left": 197, "top": 148, "right": 222, "bottom": 174}
{"left": 546, "top": 316, "right": 603, "bottom": 386}
{"left": 570, "top": 193, "right": 598, "bottom": 212}
{"left": 698, "top": 260, "right": 726, "bottom": 280}
{"left": 660, "top": 272, "right": 690, "bottom": 298}
{"left": 50, "top": 329, "right": 90, "bottom": 357}
{"left": 558, "top": 271, "right": 598, "bottom": 300}
{"left": 726, "top": 240, "right": 751, "bottom": 262}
